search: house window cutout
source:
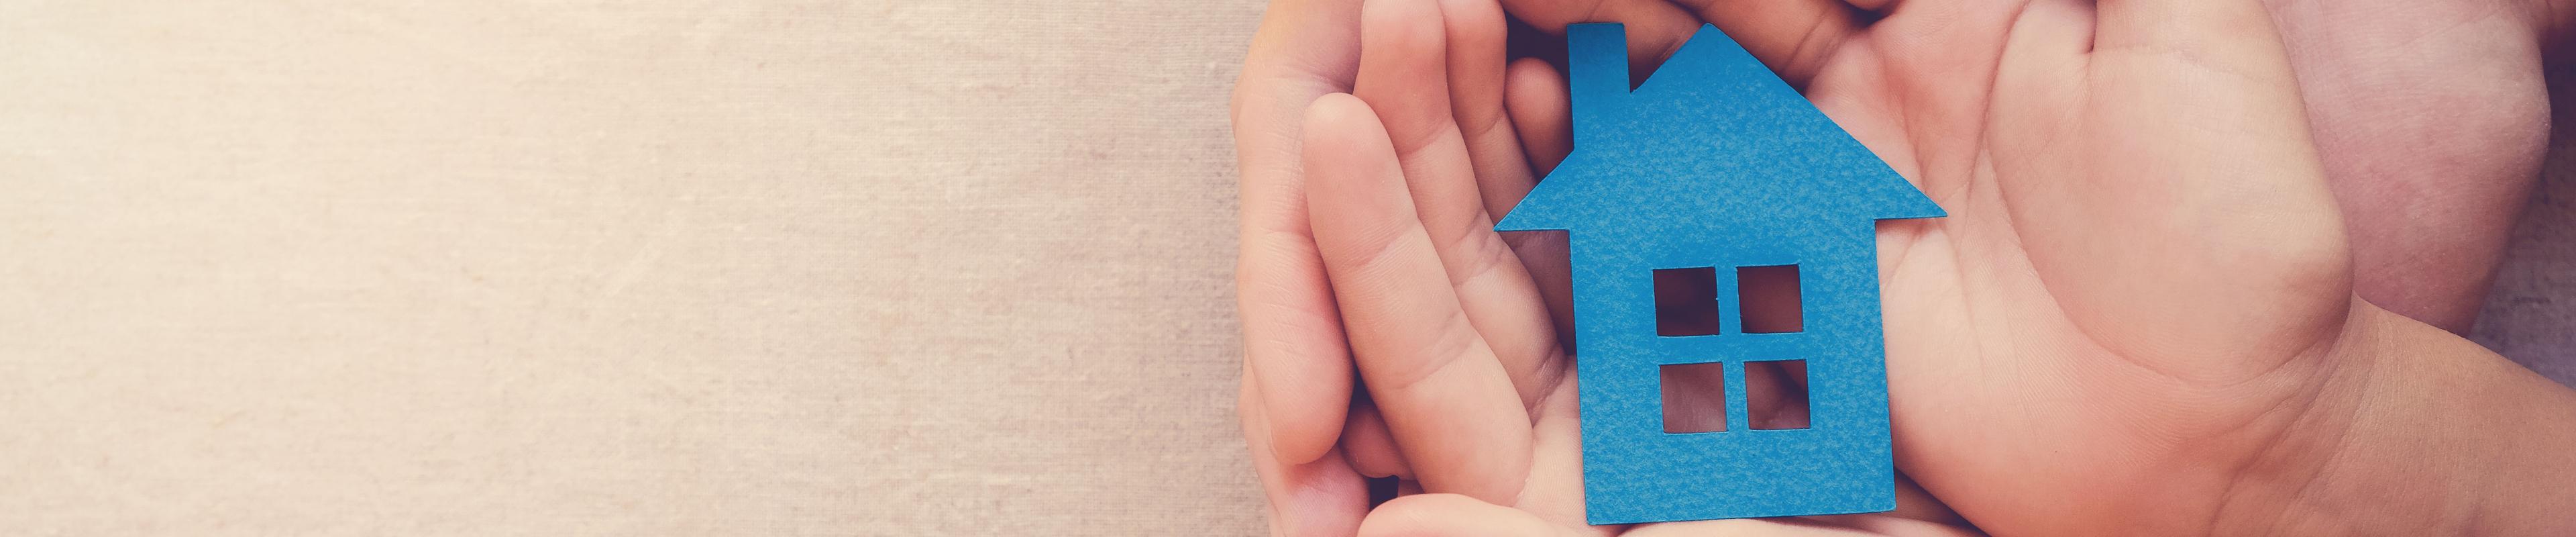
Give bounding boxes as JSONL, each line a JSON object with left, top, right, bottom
{"left": 1746, "top": 360, "right": 1811, "bottom": 430}
{"left": 1660, "top": 362, "right": 1729, "bottom": 433}
{"left": 1736, "top": 264, "right": 1803, "bottom": 334}
{"left": 1652, "top": 266, "right": 1723, "bottom": 336}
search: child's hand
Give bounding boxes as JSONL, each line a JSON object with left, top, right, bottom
{"left": 1287, "top": 0, "right": 2576, "bottom": 535}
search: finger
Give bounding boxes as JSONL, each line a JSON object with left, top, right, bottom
{"left": 1304, "top": 93, "right": 1534, "bottom": 504}
{"left": 1241, "top": 374, "right": 1372, "bottom": 537}
{"left": 1499, "top": 0, "right": 1707, "bottom": 77}
{"left": 1233, "top": 0, "right": 1369, "bottom": 466}
{"left": 1355, "top": 0, "right": 1565, "bottom": 409}
{"left": 1662, "top": 0, "right": 1864, "bottom": 85}
{"left": 1501, "top": 58, "right": 1577, "bottom": 338}
{"left": 1357, "top": 494, "right": 1583, "bottom": 537}
{"left": 1344, "top": 397, "right": 1413, "bottom": 479}
{"left": 1236, "top": 225, "right": 1356, "bottom": 466}
{"left": 1504, "top": 58, "right": 1572, "bottom": 175}
{"left": 1434, "top": 0, "right": 1540, "bottom": 219}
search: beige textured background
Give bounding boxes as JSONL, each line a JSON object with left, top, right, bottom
{"left": 0, "top": 1, "right": 2565, "bottom": 535}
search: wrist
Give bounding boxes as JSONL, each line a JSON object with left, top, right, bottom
{"left": 2219, "top": 303, "right": 2576, "bottom": 535}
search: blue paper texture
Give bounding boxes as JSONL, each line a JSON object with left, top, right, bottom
{"left": 1495, "top": 23, "right": 1945, "bottom": 524}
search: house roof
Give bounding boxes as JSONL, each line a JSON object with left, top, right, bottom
{"left": 1494, "top": 23, "right": 1942, "bottom": 234}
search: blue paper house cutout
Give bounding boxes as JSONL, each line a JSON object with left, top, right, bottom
{"left": 1495, "top": 23, "right": 1944, "bottom": 524}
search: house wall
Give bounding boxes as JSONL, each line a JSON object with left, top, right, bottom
{"left": 1564, "top": 221, "right": 1896, "bottom": 522}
